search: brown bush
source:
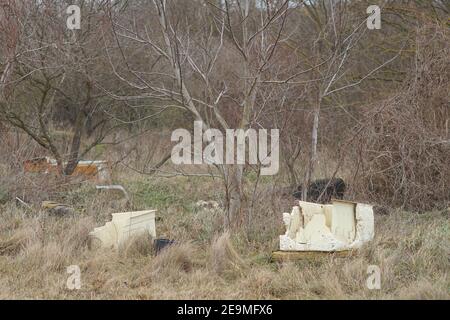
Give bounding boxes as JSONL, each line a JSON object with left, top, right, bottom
{"left": 352, "top": 25, "right": 449, "bottom": 211}
{"left": 209, "top": 232, "right": 247, "bottom": 276}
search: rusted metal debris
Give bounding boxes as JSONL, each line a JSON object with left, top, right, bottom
{"left": 24, "top": 157, "right": 111, "bottom": 183}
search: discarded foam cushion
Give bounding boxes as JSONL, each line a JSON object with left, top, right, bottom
{"left": 89, "top": 210, "right": 156, "bottom": 249}
{"left": 280, "top": 200, "right": 374, "bottom": 251}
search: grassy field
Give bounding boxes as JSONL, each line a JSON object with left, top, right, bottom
{"left": 0, "top": 173, "right": 448, "bottom": 299}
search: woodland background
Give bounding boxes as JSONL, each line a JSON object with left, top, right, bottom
{"left": 0, "top": 0, "right": 448, "bottom": 299}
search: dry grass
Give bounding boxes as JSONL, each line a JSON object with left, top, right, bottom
{"left": 0, "top": 174, "right": 448, "bottom": 300}
{"left": 0, "top": 132, "right": 447, "bottom": 299}
{"left": 209, "top": 232, "right": 247, "bottom": 277}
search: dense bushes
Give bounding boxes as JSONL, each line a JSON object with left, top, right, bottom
{"left": 353, "top": 25, "right": 449, "bottom": 211}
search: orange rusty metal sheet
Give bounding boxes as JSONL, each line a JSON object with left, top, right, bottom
{"left": 23, "top": 157, "right": 111, "bottom": 182}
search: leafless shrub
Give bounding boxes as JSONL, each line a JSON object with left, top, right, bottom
{"left": 0, "top": 130, "right": 52, "bottom": 204}
{"left": 209, "top": 232, "right": 246, "bottom": 276}
{"left": 151, "top": 242, "right": 197, "bottom": 275}
{"left": 119, "top": 233, "right": 154, "bottom": 258}
{"left": 352, "top": 25, "right": 449, "bottom": 211}
{"left": 0, "top": 227, "right": 28, "bottom": 256}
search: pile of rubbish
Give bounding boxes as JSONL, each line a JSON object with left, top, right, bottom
{"left": 22, "top": 158, "right": 376, "bottom": 258}
{"left": 24, "top": 157, "right": 111, "bottom": 183}
{"left": 279, "top": 200, "right": 374, "bottom": 252}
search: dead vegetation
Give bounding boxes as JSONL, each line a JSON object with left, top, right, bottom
{"left": 0, "top": 1, "right": 448, "bottom": 300}
{"left": 0, "top": 173, "right": 448, "bottom": 300}
{"left": 352, "top": 24, "right": 449, "bottom": 212}
{"left": 1, "top": 130, "right": 446, "bottom": 299}
{"left": 209, "top": 232, "right": 247, "bottom": 277}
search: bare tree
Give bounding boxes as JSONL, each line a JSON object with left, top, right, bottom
{"left": 0, "top": 0, "right": 123, "bottom": 175}
{"left": 263, "top": 0, "right": 405, "bottom": 200}
{"left": 104, "top": 0, "right": 293, "bottom": 227}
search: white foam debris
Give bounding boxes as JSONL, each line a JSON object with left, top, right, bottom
{"left": 280, "top": 200, "right": 374, "bottom": 251}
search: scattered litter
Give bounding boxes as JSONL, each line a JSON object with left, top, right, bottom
{"left": 41, "top": 201, "right": 76, "bottom": 216}
{"left": 154, "top": 238, "right": 176, "bottom": 255}
{"left": 96, "top": 185, "right": 129, "bottom": 201}
{"left": 195, "top": 200, "right": 220, "bottom": 210}
{"left": 292, "top": 178, "right": 346, "bottom": 203}
{"left": 23, "top": 157, "right": 52, "bottom": 173}
{"left": 24, "top": 157, "right": 111, "bottom": 183}
{"left": 279, "top": 199, "right": 374, "bottom": 252}
{"left": 89, "top": 210, "right": 156, "bottom": 249}
{"left": 15, "top": 197, "right": 32, "bottom": 209}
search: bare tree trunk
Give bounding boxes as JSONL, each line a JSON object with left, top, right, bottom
{"left": 282, "top": 138, "right": 301, "bottom": 188}
{"left": 224, "top": 164, "right": 244, "bottom": 228}
{"left": 286, "top": 159, "right": 298, "bottom": 188}
{"left": 304, "top": 102, "right": 320, "bottom": 200}
{"left": 64, "top": 110, "right": 85, "bottom": 175}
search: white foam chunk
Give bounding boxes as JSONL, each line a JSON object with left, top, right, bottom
{"left": 279, "top": 200, "right": 374, "bottom": 252}
{"left": 89, "top": 210, "right": 156, "bottom": 249}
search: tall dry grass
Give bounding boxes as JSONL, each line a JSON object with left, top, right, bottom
{"left": 0, "top": 114, "right": 448, "bottom": 300}
{"left": 0, "top": 181, "right": 448, "bottom": 299}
